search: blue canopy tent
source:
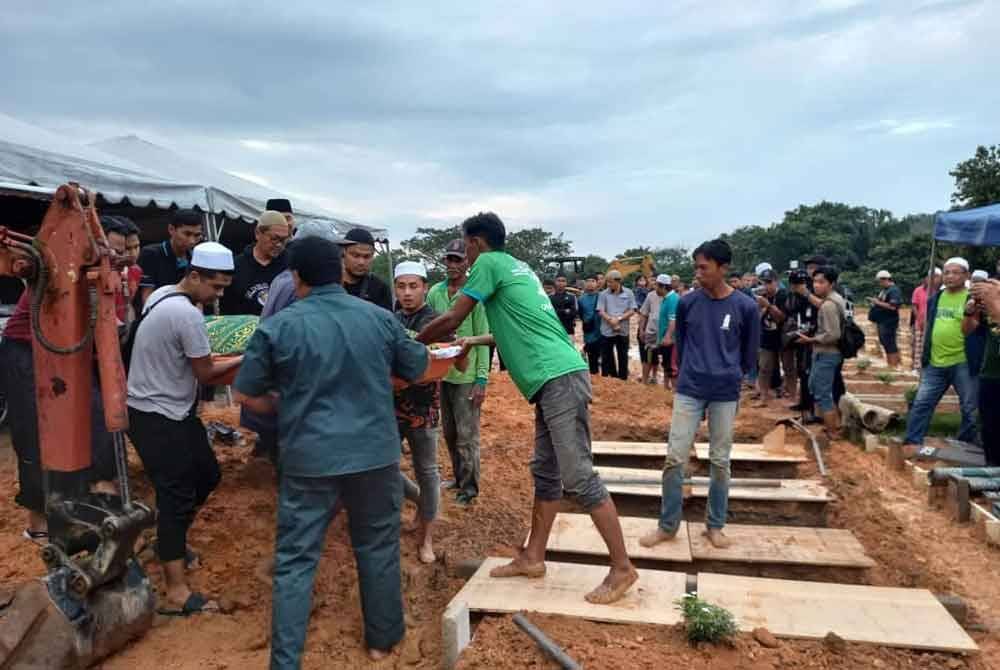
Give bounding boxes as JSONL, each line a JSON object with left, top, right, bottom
{"left": 934, "top": 203, "right": 1000, "bottom": 246}
{"left": 928, "top": 203, "right": 1000, "bottom": 284}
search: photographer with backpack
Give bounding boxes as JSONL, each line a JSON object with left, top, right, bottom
{"left": 792, "top": 266, "right": 847, "bottom": 443}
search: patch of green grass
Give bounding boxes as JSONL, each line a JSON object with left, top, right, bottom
{"left": 856, "top": 358, "right": 872, "bottom": 371}
{"left": 876, "top": 371, "right": 896, "bottom": 384}
{"left": 675, "top": 594, "right": 737, "bottom": 644}
{"left": 885, "top": 411, "right": 962, "bottom": 438}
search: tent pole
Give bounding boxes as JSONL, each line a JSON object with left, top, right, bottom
{"left": 385, "top": 238, "right": 393, "bottom": 286}
{"left": 927, "top": 237, "right": 936, "bottom": 287}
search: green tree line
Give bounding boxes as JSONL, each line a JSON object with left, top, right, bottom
{"left": 374, "top": 144, "right": 1000, "bottom": 301}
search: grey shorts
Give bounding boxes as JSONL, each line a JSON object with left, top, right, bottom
{"left": 530, "top": 370, "right": 608, "bottom": 510}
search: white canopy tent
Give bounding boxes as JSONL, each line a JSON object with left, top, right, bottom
{"left": 0, "top": 112, "right": 206, "bottom": 210}
{"left": 0, "top": 114, "right": 384, "bottom": 241}
{"left": 90, "top": 134, "right": 384, "bottom": 240}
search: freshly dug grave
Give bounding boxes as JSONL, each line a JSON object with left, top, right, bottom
{"left": 0, "top": 372, "right": 997, "bottom": 669}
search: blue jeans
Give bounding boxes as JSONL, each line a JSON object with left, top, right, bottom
{"left": 658, "top": 393, "right": 738, "bottom": 532}
{"left": 809, "top": 351, "right": 843, "bottom": 413}
{"left": 271, "top": 465, "right": 403, "bottom": 669}
{"left": 904, "top": 363, "right": 978, "bottom": 444}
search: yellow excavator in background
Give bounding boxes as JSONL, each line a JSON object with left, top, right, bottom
{"left": 607, "top": 255, "right": 656, "bottom": 282}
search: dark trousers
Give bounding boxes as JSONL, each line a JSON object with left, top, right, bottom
{"left": 601, "top": 334, "right": 629, "bottom": 380}
{"left": 241, "top": 405, "right": 280, "bottom": 465}
{"left": 271, "top": 465, "right": 403, "bottom": 669}
{"left": 127, "top": 407, "right": 220, "bottom": 562}
{"left": 1, "top": 339, "right": 91, "bottom": 514}
{"left": 2, "top": 339, "right": 46, "bottom": 514}
{"left": 979, "top": 378, "right": 1000, "bottom": 466}
{"left": 584, "top": 338, "right": 603, "bottom": 374}
{"left": 441, "top": 382, "right": 481, "bottom": 498}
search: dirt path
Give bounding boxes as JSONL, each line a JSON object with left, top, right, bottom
{"left": 0, "top": 374, "right": 996, "bottom": 669}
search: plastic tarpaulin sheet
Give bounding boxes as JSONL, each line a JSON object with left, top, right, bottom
{"left": 0, "top": 113, "right": 208, "bottom": 210}
{"left": 934, "top": 204, "right": 1000, "bottom": 246}
{"left": 0, "top": 113, "right": 385, "bottom": 238}
{"left": 91, "top": 135, "right": 385, "bottom": 238}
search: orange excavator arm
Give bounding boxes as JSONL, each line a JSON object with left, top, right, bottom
{"left": 1, "top": 183, "right": 128, "bottom": 472}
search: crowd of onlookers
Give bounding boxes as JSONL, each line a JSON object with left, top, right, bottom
{"left": 4, "top": 200, "right": 1000, "bottom": 666}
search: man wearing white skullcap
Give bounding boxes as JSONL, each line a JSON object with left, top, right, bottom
{"left": 126, "top": 241, "right": 242, "bottom": 616}
{"left": 392, "top": 260, "right": 442, "bottom": 566}
{"left": 902, "top": 256, "right": 982, "bottom": 451}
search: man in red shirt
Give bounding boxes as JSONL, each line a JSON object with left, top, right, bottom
{"left": 910, "top": 268, "right": 941, "bottom": 371}
{"left": 0, "top": 290, "right": 48, "bottom": 540}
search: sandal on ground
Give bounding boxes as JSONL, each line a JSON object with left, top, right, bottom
{"left": 157, "top": 592, "right": 220, "bottom": 617}
{"left": 22, "top": 529, "right": 49, "bottom": 544}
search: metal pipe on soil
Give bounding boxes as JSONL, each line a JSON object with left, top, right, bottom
{"left": 777, "top": 417, "right": 827, "bottom": 477}
{"left": 513, "top": 613, "right": 582, "bottom": 670}
{"left": 928, "top": 467, "right": 1000, "bottom": 483}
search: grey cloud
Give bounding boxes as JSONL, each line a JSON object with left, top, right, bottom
{"left": 1, "top": 0, "right": 998, "bottom": 255}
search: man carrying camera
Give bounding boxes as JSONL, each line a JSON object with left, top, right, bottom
{"left": 785, "top": 255, "right": 845, "bottom": 423}
{"left": 793, "top": 266, "right": 846, "bottom": 443}
{"left": 753, "top": 269, "right": 786, "bottom": 408}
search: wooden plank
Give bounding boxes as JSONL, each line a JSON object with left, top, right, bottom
{"left": 698, "top": 573, "right": 978, "bottom": 653}
{"left": 970, "top": 501, "right": 1000, "bottom": 548}
{"left": 451, "top": 557, "right": 687, "bottom": 626}
{"left": 539, "top": 514, "right": 872, "bottom": 569}
{"left": 533, "top": 513, "right": 693, "bottom": 563}
{"left": 592, "top": 441, "right": 807, "bottom": 463}
{"left": 596, "top": 466, "right": 831, "bottom": 503}
{"left": 687, "top": 523, "right": 875, "bottom": 568}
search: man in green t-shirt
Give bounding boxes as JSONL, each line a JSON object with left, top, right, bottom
{"left": 426, "top": 239, "right": 490, "bottom": 504}
{"left": 903, "top": 257, "right": 980, "bottom": 450}
{"left": 418, "top": 212, "right": 638, "bottom": 605}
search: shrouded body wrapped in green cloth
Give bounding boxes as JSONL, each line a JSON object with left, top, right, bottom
{"left": 205, "top": 315, "right": 259, "bottom": 355}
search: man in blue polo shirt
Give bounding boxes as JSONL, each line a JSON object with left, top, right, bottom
{"left": 642, "top": 239, "right": 760, "bottom": 550}
{"left": 234, "top": 238, "right": 429, "bottom": 667}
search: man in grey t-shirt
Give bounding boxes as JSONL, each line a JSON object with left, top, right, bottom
{"left": 596, "top": 270, "right": 637, "bottom": 380}
{"left": 126, "top": 242, "right": 242, "bottom": 616}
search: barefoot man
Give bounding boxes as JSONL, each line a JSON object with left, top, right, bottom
{"left": 641, "top": 239, "right": 759, "bottom": 550}
{"left": 418, "top": 212, "right": 638, "bottom": 604}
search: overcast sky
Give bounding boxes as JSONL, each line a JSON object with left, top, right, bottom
{"left": 3, "top": 1, "right": 997, "bottom": 256}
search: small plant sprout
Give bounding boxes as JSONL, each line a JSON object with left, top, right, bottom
{"left": 876, "top": 371, "right": 896, "bottom": 384}
{"left": 675, "top": 594, "right": 737, "bottom": 644}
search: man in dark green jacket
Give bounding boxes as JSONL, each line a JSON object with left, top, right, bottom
{"left": 234, "top": 239, "right": 428, "bottom": 667}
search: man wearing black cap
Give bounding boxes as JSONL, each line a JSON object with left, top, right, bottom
{"left": 234, "top": 237, "right": 429, "bottom": 666}
{"left": 265, "top": 198, "right": 295, "bottom": 230}
{"left": 427, "top": 239, "right": 490, "bottom": 505}
{"left": 341, "top": 228, "right": 393, "bottom": 311}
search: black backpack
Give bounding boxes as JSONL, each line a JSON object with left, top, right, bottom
{"left": 838, "top": 309, "right": 866, "bottom": 359}
{"left": 122, "top": 292, "right": 191, "bottom": 373}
